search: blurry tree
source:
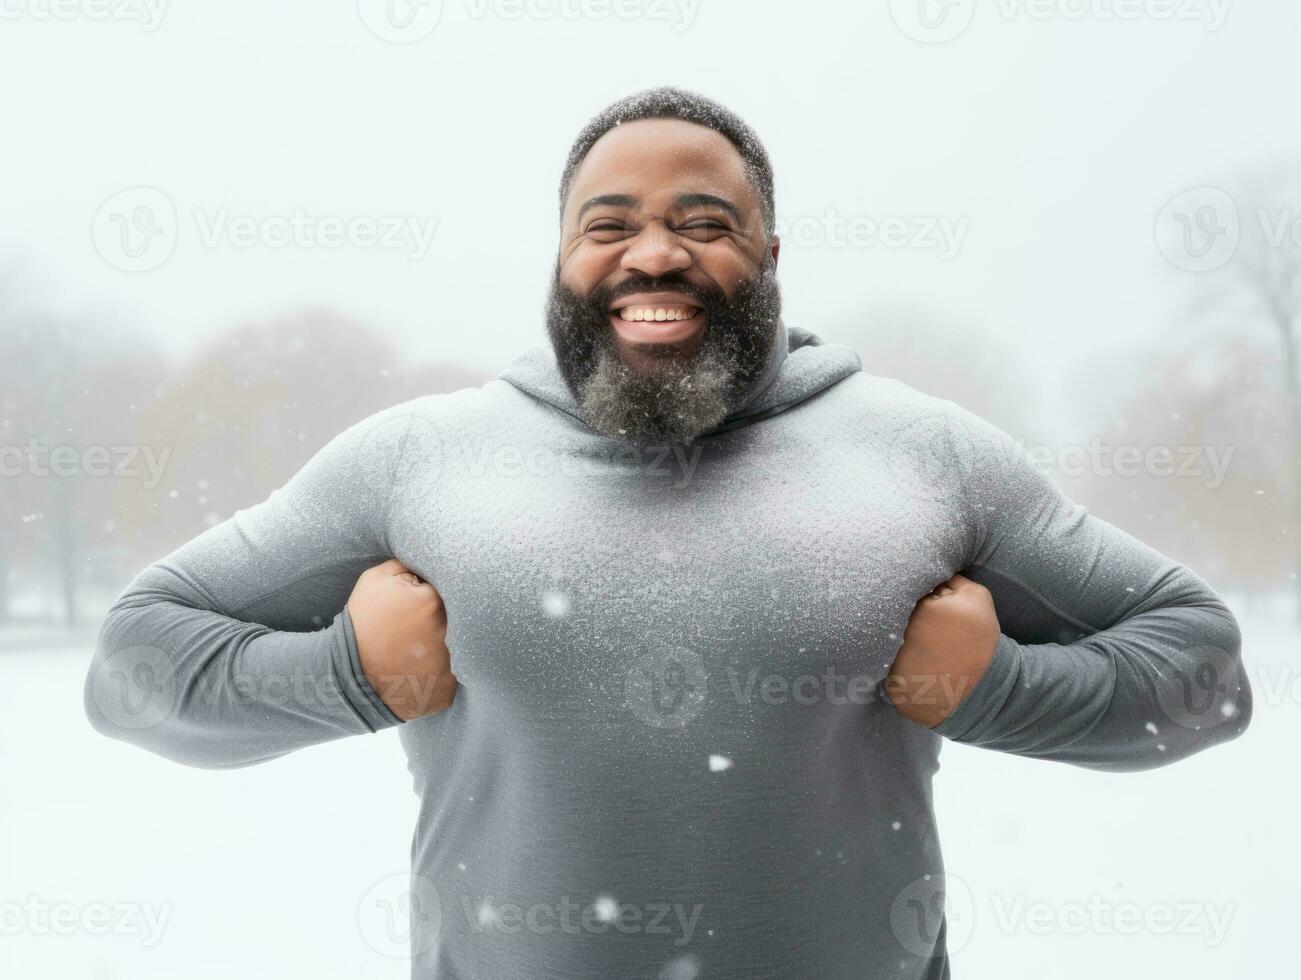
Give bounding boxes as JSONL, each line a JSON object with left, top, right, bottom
{"left": 1063, "top": 311, "right": 1289, "bottom": 595}
{"left": 3, "top": 281, "right": 490, "bottom": 626}
{"left": 121, "top": 308, "right": 491, "bottom": 571}
{"left": 1227, "top": 165, "right": 1301, "bottom": 618}
{"left": 828, "top": 301, "right": 1047, "bottom": 443}
{"left": 0, "top": 302, "right": 163, "bottom": 626}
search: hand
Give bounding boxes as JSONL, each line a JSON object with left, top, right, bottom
{"left": 884, "top": 572, "right": 1000, "bottom": 729}
{"left": 346, "top": 558, "right": 457, "bottom": 722}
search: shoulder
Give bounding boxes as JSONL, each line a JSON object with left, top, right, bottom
{"left": 830, "top": 370, "right": 978, "bottom": 437}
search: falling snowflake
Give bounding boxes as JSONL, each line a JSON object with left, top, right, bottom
{"left": 659, "top": 954, "right": 702, "bottom": 980}
{"left": 541, "top": 591, "right": 571, "bottom": 618}
{"left": 1144, "top": 722, "right": 1159, "bottom": 735}
{"left": 592, "top": 895, "right": 619, "bottom": 923}
{"left": 708, "top": 754, "right": 732, "bottom": 772}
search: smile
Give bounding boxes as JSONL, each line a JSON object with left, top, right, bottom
{"left": 608, "top": 293, "right": 707, "bottom": 346}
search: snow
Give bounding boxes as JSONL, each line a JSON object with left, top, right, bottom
{"left": 540, "top": 590, "right": 571, "bottom": 618}
{"left": 2, "top": 602, "right": 1294, "bottom": 978}
{"left": 707, "top": 754, "right": 732, "bottom": 772}
{"left": 591, "top": 895, "right": 619, "bottom": 924}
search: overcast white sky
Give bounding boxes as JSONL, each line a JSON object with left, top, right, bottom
{"left": 2, "top": 0, "right": 1298, "bottom": 409}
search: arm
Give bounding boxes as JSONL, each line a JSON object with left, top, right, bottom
{"left": 83, "top": 403, "right": 450, "bottom": 769}
{"left": 892, "top": 401, "right": 1252, "bottom": 772}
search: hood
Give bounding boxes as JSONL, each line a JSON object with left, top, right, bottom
{"left": 499, "top": 318, "right": 862, "bottom": 440}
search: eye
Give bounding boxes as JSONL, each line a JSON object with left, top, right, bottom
{"left": 586, "top": 221, "right": 633, "bottom": 242}
{"left": 677, "top": 220, "right": 729, "bottom": 240}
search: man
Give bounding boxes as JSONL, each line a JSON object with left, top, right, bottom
{"left": 85, "top": 87, "right": 1252, "bottom": 979}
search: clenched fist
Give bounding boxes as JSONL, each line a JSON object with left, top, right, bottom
{"left": 885, "top": 573, "right": 1000, "bottom": 729}
{"left": 346, "top": 558, "right": 457, "bottom": 722}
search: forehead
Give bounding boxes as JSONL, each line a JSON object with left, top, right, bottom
{"left": 565, "top": 117, "right": 757, "bottom": 223}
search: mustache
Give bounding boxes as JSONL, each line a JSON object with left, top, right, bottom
{"left": 591, "top": 274, "right": 726, "bottom": 312}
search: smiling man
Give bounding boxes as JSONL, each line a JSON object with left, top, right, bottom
{"left": 86, "top": 87, "right": 1252, "bottom": 979}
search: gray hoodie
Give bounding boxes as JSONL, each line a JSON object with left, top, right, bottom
{"left": 85, "top": 323, "right": 1252, "bottom": 979}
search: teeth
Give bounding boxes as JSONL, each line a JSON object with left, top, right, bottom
{"left": 617, "top": 306, "right": 699, "bottom": 322}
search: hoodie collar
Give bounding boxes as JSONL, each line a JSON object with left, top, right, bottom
{"left": 499, "top": 317, "right": 861, "bottom": 439}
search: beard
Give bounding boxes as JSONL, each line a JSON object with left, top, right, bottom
{"left": 544, "top": 259, "right": 783, "bottom": 446}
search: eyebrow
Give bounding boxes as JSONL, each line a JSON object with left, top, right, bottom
{"left": 576, "top": 192, "right": 744, "bottom": 225}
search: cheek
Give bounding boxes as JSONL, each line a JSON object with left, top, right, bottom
{"left": 560, "top": 243, "right": 622, "bottom": 293}
{"left": 697, "top": 246, "right": 761, "bottom": 294}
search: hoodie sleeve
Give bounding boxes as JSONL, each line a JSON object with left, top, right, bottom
{"left": 81, "top": 404, "right": 438, "bottom": 769}
{"left": 929, "top": 402, "right": 1252, "bottom": 772}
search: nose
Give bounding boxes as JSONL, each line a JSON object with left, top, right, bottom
{"left": 619, "top": 219, "right": 692, "bottom": 279}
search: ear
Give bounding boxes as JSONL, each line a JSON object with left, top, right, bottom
{"left": 769, "top": 234, "right": 781, "bottom": 268}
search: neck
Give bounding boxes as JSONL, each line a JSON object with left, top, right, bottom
{"left": 728, "top": 316, "right": 788, "bottom": 416}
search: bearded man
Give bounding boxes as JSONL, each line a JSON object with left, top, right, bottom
{"left": 86, "top": 87, "right": 1251, "bottom": 979}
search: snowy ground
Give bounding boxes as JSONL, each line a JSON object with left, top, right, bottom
{"left": 2, "top": 602, "right": 1296, "bottom": 979}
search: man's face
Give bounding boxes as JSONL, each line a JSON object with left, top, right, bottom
{"left": 547, "top": 117, "right": 783, "bottom": 445}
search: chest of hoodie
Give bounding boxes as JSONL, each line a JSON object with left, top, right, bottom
{"left": 384, "top": 397, "right": 970, "bottom": 738}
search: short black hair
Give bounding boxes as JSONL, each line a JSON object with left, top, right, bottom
{"left": 558, "top": 86, "right": 776, "bottom": 239}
